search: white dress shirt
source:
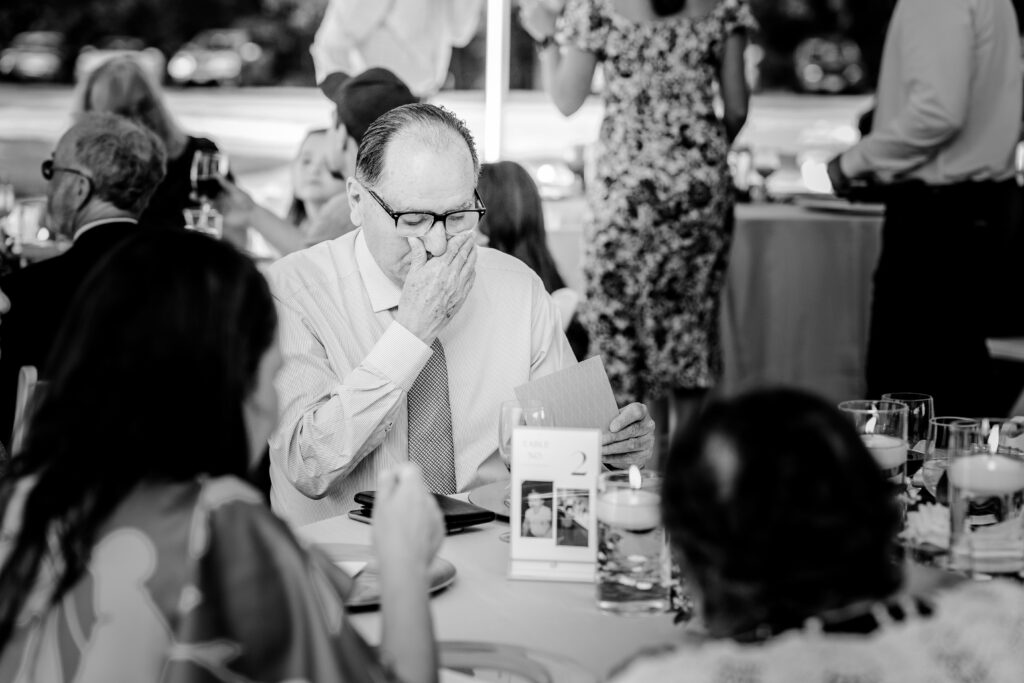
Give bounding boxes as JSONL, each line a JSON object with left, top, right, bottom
{"left": 267, "top": 230, "right": 574, "bottom": 525}
{"left": 841, "top": 0, "right": 1022, "bottom": 185}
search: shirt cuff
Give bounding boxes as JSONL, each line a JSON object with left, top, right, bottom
{"left": 361, "top": 321, "right": 432, "bottom": 392}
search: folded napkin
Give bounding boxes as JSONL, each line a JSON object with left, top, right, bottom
{"left": 901, "top": 503, "right": 950, "bottom": 550}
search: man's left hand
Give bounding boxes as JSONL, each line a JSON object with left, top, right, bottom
{"left": 602, "top": 402, "right": 655, "bottom": 469}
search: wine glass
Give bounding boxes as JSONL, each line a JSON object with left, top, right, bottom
{"left": 497, "top": 399, "right": 552, "bottom": 541}
{"left": 752, "top": 148, "right": 780, "bottom": 202}
{"left": 923, "top": 417, "right": 977, "bottom": 501}
{"left": 190, "top": 150, "right": 229, "bottom": 206}
{"left": 882, "top": 392, "right": 933, "bottom": 478}
{"left": 183, "top": 205, "right": 224, "bottom": 238}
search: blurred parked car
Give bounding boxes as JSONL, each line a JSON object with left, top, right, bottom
{"left": 0, "top": 31, "right": 66, "bottom": 82}
{"left": 74, "top": 36, "right": 165, "bottom": 84}
{"left": 793, "top": 36, "right": 866, "bottom": 94}
{"left": 166, "top": 28, "right": 277, "bottom": 87}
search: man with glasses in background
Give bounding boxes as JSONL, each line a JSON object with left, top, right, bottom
{"left": 267, "top": 103, "right": 654, "bottom": 525}
{"left": 0, "top": 112, "right": 166, "bottom": 445}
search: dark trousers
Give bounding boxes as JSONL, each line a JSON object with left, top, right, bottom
{"left": 866, "top": 179, "right": 1023, "bottom": 416}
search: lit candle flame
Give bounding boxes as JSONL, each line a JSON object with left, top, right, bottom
{"left": 628, "top": 464, "right": 642, "bottom": 490}
{"left": 988, "top": 423, "right": 1000, "bottom": 455}
{"left": 865, "top": 415, "right": 877, "bottom": 435}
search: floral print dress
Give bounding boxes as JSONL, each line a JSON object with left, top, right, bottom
{"left": 559, "top": 0, "right": 756, "bottom": 403}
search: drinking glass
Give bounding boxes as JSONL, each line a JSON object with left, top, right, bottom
{"left": 190, "top": 150, "right": 229, "bottom": 204}
{"left": 923, "top": 417, "right": 976, "bottom": 500}
{"left": 183, "top": 206, "right": 224, "bottom": 238}
{"left": 497, "top": 399, "right": 551, "bottom": 541}
{"left": 838, "top": 400, "right": 909, "bottom": 483}
{"left": 882, "top": 392, "right": 933, "bottom": 477}
{"left": 752, "top": 148, "right": 780, "bottom": 202}
{"left": 948, "top": 418, "right": 1024, "bottom": 578}
{"left": 596, "top": 467, "right": 672, "bottom": 614}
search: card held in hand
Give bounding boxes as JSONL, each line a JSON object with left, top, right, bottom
{"left": 514, "top": 356, "right": 619, "bottom": 430}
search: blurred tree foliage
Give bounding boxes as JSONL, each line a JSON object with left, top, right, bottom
{"left": 0, "top": 0, "right": 328, "bottom": 83}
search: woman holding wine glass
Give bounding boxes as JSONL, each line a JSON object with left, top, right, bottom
{"left": 76, "top": 56, "right": 229, "bottom": 231}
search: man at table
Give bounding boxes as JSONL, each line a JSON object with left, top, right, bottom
{"left": 267, "top": 103, "right": 654, "bottom": 525}
{"left": 828, "top": 0, "right": 1023, "bottom": 415}
{"left": 0, "top": 112, "right": 166, "bottom": 444}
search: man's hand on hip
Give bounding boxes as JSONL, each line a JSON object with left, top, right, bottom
{"left": 394, "top": 232, "right": 478, "bottom": 343}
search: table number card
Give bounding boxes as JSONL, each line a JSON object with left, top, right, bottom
{"left": 509, "top": 426, "right": 600, "bottom": 582}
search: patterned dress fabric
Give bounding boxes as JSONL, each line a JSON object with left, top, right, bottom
{"left": 611, "top": 580, "right": 1024, "bottom": 683}
{"left": 559, "top": 0, "right": 756, "bottom": 404}
{"left": 407, "top": 338, "right": 458, "bottom": 494}
{"left": 0, "top": 476, "right": 393, "bottom": 683}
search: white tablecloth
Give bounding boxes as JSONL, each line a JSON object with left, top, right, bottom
{"left": 296, "top": 513, "right": 681, "bottom": 680}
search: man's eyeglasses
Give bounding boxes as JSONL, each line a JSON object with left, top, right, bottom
{"left": 366, "top": 186, "right": 487, "bottom": 238}
{"left": 41, "top": 158, "right": 93, "bottom": 185}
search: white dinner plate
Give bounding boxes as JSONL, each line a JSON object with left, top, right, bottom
{"left": 440, "top": 641, "right": 597, "bottom": 683}
{"left": 315, "top": 542, "right": 457, "bottom": 608}
{"left": 467, "top": 480, "right": 511, "bottom": 521}
{"left": 793, "top": 196, "right": 885, "bottom": 216}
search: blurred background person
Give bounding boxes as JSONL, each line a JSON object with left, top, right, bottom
{"left": 0, "top": 230, "right": 443, "bottom": 683}
{"left": 0, "top": 112, "right": 165, "bottom": 448}
{"left": 77, "top": 56, "right": 225, "bottom": 232}
{"left": 477, "top": 160, "right": 589, "bottom": 360}
{"left": 285, "top": 129, "right": 348, "bottom": 239}
{"left": 612, "top": 388, "right": 1024, "bottom": 682}
{"left": 311, "top": 0, "right": 484, "bottom": 96}
{"left": 520, "top": 0, "right": 754, "bottom": 458}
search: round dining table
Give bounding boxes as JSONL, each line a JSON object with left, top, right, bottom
{"left": 296, "top": 505, "right": 684, "bottom": 680}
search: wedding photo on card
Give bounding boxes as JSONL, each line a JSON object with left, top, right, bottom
{"left": 509, "top": 427, "right": 600, "bottom": 582}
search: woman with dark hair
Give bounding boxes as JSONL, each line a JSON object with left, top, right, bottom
{"left": 477, "top": 161, "right": 589, "bottom": 360}
{"left": 611, "top": 388, "right": 1024, "bottom": 682}
{"left": 0, "top": 231, "right": 443, "bottom": 683}
{"left": 77, "top": 56, "right": 225, "bottom": 231}
{"left": 520, "top": 0, "right": 754, "bottom": 454}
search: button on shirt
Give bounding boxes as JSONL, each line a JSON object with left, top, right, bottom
{"left": 267, "top": 231, "right": 574, "bottom": 526}
{"left": 841, "top": 0, "right": 1022, "bottom": 185}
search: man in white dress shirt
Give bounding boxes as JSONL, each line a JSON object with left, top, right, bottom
{"left": 267, "top": 103, "right": 654, "bottom": 525}
{"left": 828, "top": 0, "right": 1023, "bottom": 415}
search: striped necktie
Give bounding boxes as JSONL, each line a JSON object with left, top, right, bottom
{"left": 407, "top": 338, "right": 457, "bottom": 494}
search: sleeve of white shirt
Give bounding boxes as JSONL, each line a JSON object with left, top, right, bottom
{"left": 270, "top": 299, "right": 432, "bottom": 499}
{"left": 529, "top": 275, "right": 576, "bottom": 379}
{"left": 310, "top": 0, "right": 393, "bottom": 83}
{"left": 841, "top": 0, "right": 971, "bottom": 181}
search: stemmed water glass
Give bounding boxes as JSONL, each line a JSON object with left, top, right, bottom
{"left": 882, "top": 392, "right": 933, "bottom": 478}
{"left": 497, "top": 399, "right": 552, "bottom": 541}
{"left": 923, "top": 417, "right": 977, "bottom": 501}
{"left": 752, "top": 148, "right": 780, "bottom": 202}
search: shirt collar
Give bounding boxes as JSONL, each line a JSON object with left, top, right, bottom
{"left": 354, "top": 230, "right": 402, "bottom": 312}
{"left": 73, "top": 217, "right": 138, "bottom": 242}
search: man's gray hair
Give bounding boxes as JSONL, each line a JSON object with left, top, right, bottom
{"left": 69, "top": 112, "right": 167, "bottom": 216}
{"left": 355, "top": 103, "right": 479, "bottom": 187}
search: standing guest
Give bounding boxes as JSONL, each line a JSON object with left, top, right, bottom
{"left": 268, "top": 103, "right": 654, "bottom": 525}
{"left": 77, "top": 56, "right": 224, "bottom": 232}
{"left": 477, "top": 160, "right": 589, "bottom": 360}
{"left": 611, "top": 388, "right": 1024, "bottom": 682}
{"left": 216, "top": 67, "right": 419, "bottom": 255}
{"left": 0, "top": 230, "right": 443, "bottom": 683}
{"left": 828, "top": 0, "right": 1023, "bottom": 415}
{"left": 0, "top": 112, "right": 166, "bottom": 446}
{"left": 520, "top": 0, "right": 754, "bottom": 454}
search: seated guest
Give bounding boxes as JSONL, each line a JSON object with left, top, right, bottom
{"left": 0, "top": 112, "right": 166, "bottom": 445}
{"left": 477, "top": 160, "right": 589, "bottom": 360}
{"left": 0, "top": 230, "right": 443, "bottom": 683}
{"left": 286, "top": 128, "right": 349, "bottom": 238}
{"left": 77, "top": 56, "right": 223, "bottom": 232}
{"left": 217, "top": 67, "right": 419, "bottom": 255}
{"left": 268, "top": 103, "right": 654, "bottom": 525}
{"left": 612, "top": 388, "right": 1024, "bottom": 683}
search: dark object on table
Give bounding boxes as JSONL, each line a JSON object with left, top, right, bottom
{"left": 353, "top": 490, "right": 495, "bottom": 532}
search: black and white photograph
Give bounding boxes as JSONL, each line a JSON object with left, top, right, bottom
{"left": 555, "top": 487, "right": 589, "bottom": 547}
{"left": 520, "top": 479, "right": 554, "bottom": 539}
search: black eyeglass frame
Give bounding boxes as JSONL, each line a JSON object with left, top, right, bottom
{"left": 365, "top": 186, "right": 487, "bottom": 237}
